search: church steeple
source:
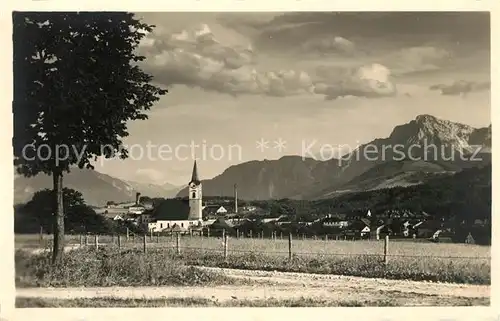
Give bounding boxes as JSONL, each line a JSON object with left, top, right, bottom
{"left": 190, "top": 160, "right": 200, "bottom": 184}
{"left": 188, "top": 160, "right": 202, "bottom": 221}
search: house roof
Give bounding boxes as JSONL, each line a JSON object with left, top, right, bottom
{"left": 210, "top": 218, "right": 234, "bottom": 230}
{"left": 360, "top": 218, "right": 371, "bottom": 226}
{"left": 153, "top": 199, "right": 190, "bottom": 221}
{"left": 414, "top": 220, "right": 441, "bottom": 230}
{"left": 350, "top": 219, "right": 370, "bottom": 230}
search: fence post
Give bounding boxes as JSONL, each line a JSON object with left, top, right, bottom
{"left": 223, "top": 234, "right": 228, "bottom": 260}
{"left": 207, "top": 227, "right": 210, "bottom": 238}
{"left": 288, "top": 232, "right": 292, "bottom": 261}
{"left": 126, "top": 228, "right": 129, "bottom": 241}
{"left": 222, "top": 228, "right": 226, "bottom": 240}
{"left": 249, "top": 230, "right": 253, "bottom": 238}
{"left": 280, "top": 232, "right": 283, "bottom": 240}
{"left": 302, "top": 233, "right": 305, "bottom": 240}
{"left": 150, "top": 229, "right": 153, "bottom": 242}
{"left": 118, "top": 235, "right": 121, "bottom": 250}
{"left": 85, "top": 234, "right": 89, "bottom": 246}
{"left": 143, "top": 234, "right": 147, "bottom": 253}
{"left": 325, "top": 234, "right": 328, "bottom": 241}
{"left": 79, "top": 234, "right": 83, "bottom": 246}
{"left": 95, "top": 235, "right": 99, "bottom": 250}
{"left": 111, "top": 234, "right": 115, "bottom": 245}
{"left": 176, "top": 232, "right": 181, "bottom": 255}
{"left": 236, "top": 228, "right": 239, "bottom": 239}
{"left": 156, "top": 232, "right": 160, "bottom": 243}
{"left": 39, "top": 226, "right": 43, "bottom": 246}
{"left": 384, "top": 235, "right": 389, "bottom": 264}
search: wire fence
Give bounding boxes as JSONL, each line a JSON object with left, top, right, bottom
{"left": 19, "top": 229, "right": 491, "bottom": 263}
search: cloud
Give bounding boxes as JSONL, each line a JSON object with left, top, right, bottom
{"left": 429, "top": 80, "right": 491, "bottom": 96}
{"left": 139, "top": 23, "right": 314, "bottom": 97}
{"left": 299, "top": 36, "right": 356, "bottom": 55}
{"left": 386, "top": 46, "right": 453, "bottom": 75}
{"left": 313, "top": 63, "right": 397, "bottom": 100}
{"left": 248, "top": 12, "right": 489, "bottom": 51}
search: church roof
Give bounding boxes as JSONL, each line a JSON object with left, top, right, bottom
{"left": 190, "top": 160, "right": 200, "bottom": 184}
{"left": 153, "top": 199, "right": 190, "bottom": 221}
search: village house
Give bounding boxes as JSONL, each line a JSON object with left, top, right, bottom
{"left": 127, "top": 204, "right": 146, "bottom": 215}
{"left": 321, "top": 213, "right": 350, "bottom": 226}
{"left": 241, "top": 205, "right": 258, "bottom": 212}
{"left": 202, "top": 204, "right": 229, "bottom": 217}
{"left": 413, "top": 219, "right": 442, "bottom": 238}
{"left": 343, "top": 218, "right": 371, "bottom": 239}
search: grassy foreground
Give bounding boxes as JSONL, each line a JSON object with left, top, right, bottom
{"left": 16, "top": 245, "right": 490, "bottom": 287}
{"left": 16, "top": 296, "right": 489, "bottom": 307}
{"left": 15, "top": 248, "right": 237, "bottom": 287}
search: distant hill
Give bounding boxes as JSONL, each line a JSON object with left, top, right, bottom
{"left": 14, "top": 168, "right": 180, "bottom": 206}
{"left": 323, "top": 163, "right": 492, "bottom": 221}
{"left": 176, "top": 156, "right": 327, "bottom": 200}
{"left": 317, "top": 159, "right": 457, "bottom": 197}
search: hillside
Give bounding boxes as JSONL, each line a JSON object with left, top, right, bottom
{"left": 323, "top": 163, "right": 492, "bottom": 220}
{"left": 319, "top": 159, "right": 456, "bottom": 197}
{"left": 247, "top": 164, "right": 491, "bottom": 223}
{"left": 176, "top": 156, "right": 331, "bottom": 200}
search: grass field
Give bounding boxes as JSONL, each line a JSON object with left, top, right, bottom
{"left": 15, "top": 233, "right": 491, "bottom": 259}
{"left": 15, "top": 233, "right": 491, "bottom": 285}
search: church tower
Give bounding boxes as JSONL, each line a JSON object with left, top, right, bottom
{"left": 188, "top": 160, "right": 203, "bottom": 221}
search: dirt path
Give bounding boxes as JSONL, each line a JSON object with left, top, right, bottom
{"left": 198, "top": 266, "right": 490, "bottom": 298}
{"left": 16, "top": 266, "right": 489, "bottom": 306}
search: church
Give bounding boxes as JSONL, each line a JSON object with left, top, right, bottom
{"left": 147, "top": 160, "right": 205, "bottom": 232}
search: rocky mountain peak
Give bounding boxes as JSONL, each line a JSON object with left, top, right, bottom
{"left": 388, "top": 115, "right": 478, "bottom": 152}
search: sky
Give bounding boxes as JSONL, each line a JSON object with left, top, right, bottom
{"left": 92, "top": 12, "right": 491, "bottom": 186}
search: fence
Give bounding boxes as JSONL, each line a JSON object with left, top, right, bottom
{"left": 25, "top": 228, "right": 490, "bottom": 264}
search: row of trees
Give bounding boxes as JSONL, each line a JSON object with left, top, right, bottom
{"left": 13, "top": 12, "right": 167, "bottom": 263}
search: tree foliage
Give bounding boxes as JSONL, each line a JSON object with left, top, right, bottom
{"left": 12, "top": 12, "right": 167, "bottom": 263}
{"left": 15, "top": 188, "right": 107, "bottom": 233}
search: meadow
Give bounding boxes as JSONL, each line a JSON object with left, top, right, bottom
{"left": 15, "top": 233, "right": 491, "bottom": 286}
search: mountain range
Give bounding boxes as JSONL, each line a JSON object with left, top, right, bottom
{"left": 14, "top": 170, "right": 181, "bottom": 206}
{"left": 176, "top": 114, "right": 491, "bottom": 200}
{"left": 14, "top": 114, "right": 491, "bottom": 205}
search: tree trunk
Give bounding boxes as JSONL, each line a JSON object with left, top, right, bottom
{"left": 52, "top": 169, "right": 65, "bottom": 264}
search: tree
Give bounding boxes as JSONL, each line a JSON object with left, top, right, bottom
{"left": 13, "top": 12, "right": 167, "bottom": 264}
{"left": 24, "top": 188, "right": 85, "bottom": 231}
{"left": 19, "top": 188, "right": 100, "bottom": 233}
